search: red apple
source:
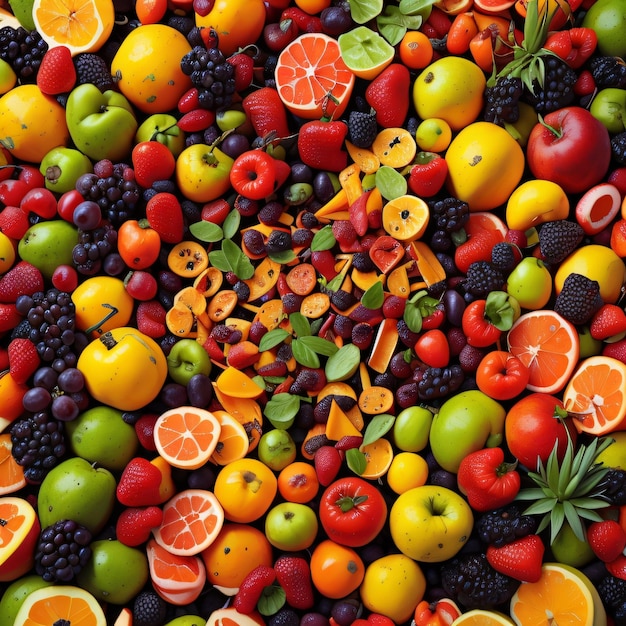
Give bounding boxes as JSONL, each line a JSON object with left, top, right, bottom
{"left": 526, "top": 106, "right": 611, "bottom": 195}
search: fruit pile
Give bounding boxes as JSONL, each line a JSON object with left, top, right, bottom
{"left": 1, "top": 0, "right": 626, "bottom": 623}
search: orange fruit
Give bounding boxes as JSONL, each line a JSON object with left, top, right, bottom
{"left": 151, "top": 488, "right": 224, "bottom": 556}
{"left": 13, "top": 585, "right": 106, "bottom": 626}
{"left": 399, "top": 31, "right": 434, "bottom": 70}
{"left": 209, "top": 410, "right": 250, "bottom": 465}
{"left": 0, "top": 434, "right": 26, "bottom": 496}
{"left": 382, "top": 195, "right": 430, "bottom": 242}
{"left": 277, "top": 461, "right": 320, "bottom": 503}
{"left": 452, "top": 610, "right": 515, "bottom": 625}
{"left": 510, "top": 563, "right": 594, "bottom": 626}
{"left": 0, "top": 497, "right": 40, "bottom": 582}
{"left": 153, "top": 406, "right": 222, "bottom": 470}
{"left": 359, "top": 437, "right": 394, "bottom": 480}
{"left": 111, "top": 24, "right": 193, "bottom": 114}
{"left": 0, "top": 371, "right": 28, "bottom": 432}
{"left": 372, "top": 128, "right": 417, "bottom": 168}
{"left": 506, "top": 310, "right": 580, "bottom": 394}
{"left": 562, "top": 355, "right": 626, "bottom": 435}
{"left": 215, "top": 366, "right": 265, "bottom": 399}
{"left": 275, "top": 32, "right": 356, "bottom": 120}
{"left": 201, "top": 523, "right": 273, "bottom": 591}
{"left": 310, "top": 539, "right": 365, "bottom": 600}
{"left": 32, "top": 0, "right": 114, "bottom": 56}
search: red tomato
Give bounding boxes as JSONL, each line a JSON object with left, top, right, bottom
{"left": 319, "top": 477, "right": 387, "bottom": 548}
{"left": 415, "top": 328, "right": 450, "bottom": 367}
{"left": 461, "top": 299, "right": 502, "bottom": 348}
{"left": 475, "top": 350, "right": 530, "bottom": 401}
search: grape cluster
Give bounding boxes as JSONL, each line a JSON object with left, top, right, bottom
{"left": 0, "top": 26, "right": 47, "bottom": 82}
{"left": 72, "top": 222, "right": 120, "bottom": 276}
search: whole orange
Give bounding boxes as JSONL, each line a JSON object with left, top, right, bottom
{"left": 111, "top": 24, "right": 192, "bottom": 114}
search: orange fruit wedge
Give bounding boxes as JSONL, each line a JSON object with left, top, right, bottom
{"left": 452, "top": 610, "right": 515, "bottom": 625}
{"left": 209, "top": 410, "right": 250, "bottom": 465}
{"left": 152, "top": 488, "right": 224, "bottom": 557}
{"left": 215, "top": 366, "right": 265, "bottom": 399}
{"left": 562, "top": 355, "right": 626, "bottom": 435}
{"left": 275, "top": 32, "right": 356, "bottom": 119}
{"left": 507, "top": 310, "right": 580, "bottom": 394}
{"left": 0, "top": 434, "right": 26, "bottom": 496}
{"left": 359, "top": 437, "right": 394, "bottom": 479}
{"left": 0, "top": 497, "right": 40, "bottom": 582}
{"left": 32, "top": 0, "right": 115, "bottom": 56}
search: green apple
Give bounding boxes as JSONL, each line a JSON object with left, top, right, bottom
{"left": 393, "top": 405, "right": 433, "bottom": 452}
{"left": 18, "top": 220, "right": 78, "bottom": 280}
{"left": 578, "top": 326, "right": 603, "bottom": 358}
{"left": 506, "top": 257, "right": 552, "bottom": 310}
{"left": 429, "top": 390, "right": 506, "bottom": 473}
{"left": 582, "top": 0, "right": 626, "bottom": 58}
{"left": 64, "top": 405, "right": 139, "bottom": 471}
{"left": 135, "top": 113, "right": 186, "bottom": 157}
{"left": 66, "top": 84, "right": 138, "bottom": 162}
{"left": 166, "top": 338, "right": 211, "bottom": 385}
{"left": 76, "top": 538, "right": 149, "bottom": 605}
{"left": 40, "top": 146, "right": 93, "bottom": 194}
{"left": 175, "top": 143, "right": 234, "bottom": 203}
{"left": 38, "top": 457, "right": 117, "bottom": 534}
{"left": 264, "top": 502, "right": 319, "bottom": 551}
{"left": 257, "top": 428, "right": 296, "bottom": 471}
{"left": 389, "top": 485, "right": 473, "bottom": 562}
{"left": 589, "top": 88, "right": 626, "bottom": 134}
{"left": 0, "top": 574, "right": 54, "bottom": 626}
{"left": 550, "top": 521, "right": 596, "bottom": 568}
{"left": 164, "top": 617, "right": 207, "bottom": 626}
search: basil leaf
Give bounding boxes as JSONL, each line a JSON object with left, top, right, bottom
{"left": 361, "top": 414, "right": 395, "bottom": 448}
{"left": 269, "top": 249, "right": 297, "bottom": 264}
{"left": 291, "top": 338, "right": 320, "bottom": 368}
{"left": 346, "top": 448, "right": 367, "bottom": 475}
{"left": 298, "top": 335, "right": 339, "bottom": 357}
{"left": 222, "top": 209, "right": 240, "bottom": 240}
{"left": 361, "top": 280, "right": 385, "bottom": 310}
{"left": 259, "top": 328, "right": 290, "bottom": 351}
{"left": 403, "top": 302, "right": 423, "bottom": 333}
{"left": 324, "top": 273, "right": 344, "bottom": 293}
{"left": 289, "top": 312, "right": 311, "bottom": 338}
{"left": 377, "top": 5, "right": 423, "bottom": 45}
{"left": 264, "top": 393, "right": 300, "bottom": 429}
{"left": 207, "top": 249, "right": 230, "bottom": 272}
{"left": 188, "top": 220, "right": 223, "bottom": 243}
{"left": 375, "top": 165, "right": 408, "bottom": 200}
{"left": 223, "top": 238, "right": 255, "bottom": 279}
{"left": 311, "top": 224, "right": 336, "bottom": 252}
{"left": 349, "top": 0, "right": 384, "bottom": 23}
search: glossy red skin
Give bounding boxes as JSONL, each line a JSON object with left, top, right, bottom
{"left": 475, "top": 350, "right": 530, "bottom": 401}
{"left": 526, "top": 106, "right": 611, "bottom": 194}
{"left": 319, "top": 477, "right": 387, "bottom": 548}
{"left": 504, "top": 392, "right": 578, "bottom": 469}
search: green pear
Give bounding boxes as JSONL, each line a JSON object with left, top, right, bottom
{"left": 429, "top": 390, "right": 506, "bottom": 473}
{"left": 65, "top": 405, "right": 139, "bottom": 471}
{"left": 18, "top": 220, "right": 78, "bottom": 280}
{"left": 164, "top": 617, "right": 207, "bottom": 626}
{"left": 40, "top": 146, "right": 93, "bottom": 194}
{"left": 0, "top": 574, "right": 54, "bottom": 626}
{"left": 37, "top": 457, "right": 116, "bottom": 534}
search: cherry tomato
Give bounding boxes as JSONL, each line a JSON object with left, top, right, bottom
{"left": 461, "top": 299, "right": 503, "bottom": 348}
{"left": 118, "top": 219, "right": 161, "bottom": 269}
{"left": 414, "top": 328, "right": 450, "bottom": 368}
{"left": 319, "top": 477, "right": 387, "bottom": 548}
{"left": 57, "top": 189, "right": 85, "bottom": 223}
{"left": 475, "top": 350, "right": 530, "bottom": 401}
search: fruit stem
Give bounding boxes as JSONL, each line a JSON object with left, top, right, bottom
{"left": 336, "top": 494, "right": 368, "bottom": 513}
{"left": 538, "top": 113, "right": 563, "bottom": 139}
{"left": 85, "top": 305, "right": 120, "bottom": 335}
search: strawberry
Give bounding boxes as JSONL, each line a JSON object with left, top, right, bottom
{"left": 454, "top": 230, "right": 501, "bottom": 275}
{"left": 117, "top": 457, "right": 164, "bottom": 506}
{"left": 486, "top": 534, "right": 545, "bottom": 582}
{"left": 587, "top": 520, "right": 626, "bottom": 562}
{"left": 365, "top": 63, "right": 411, "bottom": 128}
{"left": 408, "top": 152, "right": 449, "bottom": 198}
{"left": 227, "top": 52, "right": 254, "bottom": 92}
{"left": 135, "top": 413, "right": 159, "bottom": 452}
{"left": 232, "top": 565, "right": 277, "bottom": 614}
{"left": 0, "top": 346, "right": 9, "bottom": 371}
{"left": 116, "top": 505, "right": 163, "bottom": 547}
{"left": 36, "top": 46, "right": 77, "bottom": 95}
{"left": 8, "top": 338, "right": 40, "bottom": 385}
{"left": 145, "top": 192, "right": 184, "bottom": 244}
{"left": 0, "top": 206, "right": 30, "bottom": 240}
{"left": 176, "top": 109, "right": 216, "bottom": 133}
{"left": 131, "top": 142, "right": 176, "bottom": 189}
{"left": 274, "top": 555, "right": 315, "bottom": 610}
{"left": 314, "top": 445, "right": 342, "bottom": 487}
{"left": 590, "top": 303, "right": 626, "bottom": 340}
{"left": 136, "top": 300, "right": 167, "bottom": 338}
{"left": 603, "top": 338, "right": 626, "bottom": 364}
{"left": 242, "top": 87, "right": 291, "bottom": 141}
{"left": 0, "top": 303, "right": 22, "bottom": 333}
{"left": 0, "top": 260, "right": 44, "bottom": 303}
{"left": 298, "top": 120, "right": 349, "bottom": 172}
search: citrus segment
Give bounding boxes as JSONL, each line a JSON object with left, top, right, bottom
{"left": 152, "top": 489, "right": 224, "bottom": 556}
{"left": 215, "top": 366, "right": 265, "bottom": 398}
{"left": 32, "top": 0, "right": 115, "bottom": 56}
{"left": 209, "top": 410, "right": 250, "bottom": 465}
{"left": 13, "top": 585, "right": 106, "bottom": 626}
{"left": 0, "top": 434, "right": 26, "bottom": 495}
{"left": 507, "top": 310, "right": 579, "bottom": 394}
{"left": 382, "top": 195, "right": 430, "bottom": 242}
{"left": 562, "top": 355, "right": 626, "bottom": 435}
{"left": 337, "top": 26, "right": 395, "bottom": 80}
{"left": 154, "top": 406, "right": 221, "bottom": 470}
{"left": 275, "top": 32, "right": 356, "bottom": 119}
{"left": 0, "top": 497, "right": 39, "bottom": 581}
{"left": 359, "top": 437, "right": 394, "bottom": 479}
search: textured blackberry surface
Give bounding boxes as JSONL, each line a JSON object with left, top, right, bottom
{"left": 0, "top": 26, "right": 47, "bottom": 82}
{"left": 590, "top": 56, "right": 626, "bottom": 89}
{"left": 347, "top": 110, "right": 378, "bottom": 148}
{"left": 475, "top": 504, "right": 538, "bottom": 547}
{"left": 553, "top": 272, "right": 603, "bottom": 325}
{"left": 491, "top": 242, "right": 518, "bottom": 274}
{"left": 74, "top": 53, "right": 115, "bottom": 91}
{"left": 611, "top": 132, "right": 626, "bottom": 165}
{"left": 418, "top": 365, "right": 465, "bottom": 401}
{"left": 538, "top": 220, "right": 585, "bottom": 265}
{"left": 133, "top": 590, "right": 168, "bottom": 626}
{"left": 598, "top": 575, "right": 626, "bottom": 611}
{"left": 483, "top": 77, "right": 523, "bottom": 125}
{"left": 524, "top": 56, "right": 577, "bottom": 113}
{"left": 429, "top": 197, "right": 470, "bottom": 233}
{"left": 463, "top": 261, "right": 505, "bottom": 299}
{"left": 599, "top": 468, "right": 626, "bottom": 506}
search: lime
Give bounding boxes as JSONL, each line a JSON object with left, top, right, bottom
{"left": 582, "top": 0, "right": 626, "bottom": 57}
{"left": 338, "top": 26, "right": 394, "bottom": 80}
{"left": 415, "top": 118, "right": 452, "bottom": 153}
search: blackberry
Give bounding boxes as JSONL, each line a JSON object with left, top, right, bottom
{"left": 269, "top": 609, "right": 300, "bottom": 626}
{"left": 491, "top": 242, "right": 518, "bottom": 274}
{"left": 133, "top": 590, "right": 168, "bottom": 626}
{"left": 34, "top": 519, "right": 92, "bottom": 583}
{"left": 599, "top": 468, "right": 626, "bottom": 506}
{"left": 166, "top": 14, "right": 195, "bottom": 37}
{"left": 10, "top": 411, "right": 66, "bottom": 484}
{"left": 428, "top": 197, "right": 470, "bottom": 233}
{"left": 441, "top": 552, "right": 519, "bottom": 610}
{"left": 72, "top": 223, "right": 119, "bottom": 276}
{"left": 590, "top": 56, "right": 626, "bottom": 90}
{"left": 0, "top": 26, "right": 47, "bottom": 82}
{"left": 475, "top": 504, "right": 538, "bottom": 547}
{"left": 463, "top": 261, "right": 504, "bottom": 299}
{"left": 483, "top": 76, "right": 523, "bottom": 125}
{"left": 611, "top": 132, "right": 626, "bottom": 165}
{"left": 180, "top": 45, "right": 236, "bottom": 111}
{"left": 330, "top": 289, "right": 357, "bottom": 311}
{"left": 553, "top": 272, "right": 603, "bottom": 326}
{"left": 347, "top": 110, "right": 378, "bottom": 148}
{"left": 266, "top": 229, "right": 292, "bottom": 253}
{"left": 73, "top": 53, "right": 115, "bottom": 91}
{"left": 351, "top": 251, "right": 376, "bottom": 272}
{"left": 523, "top": 56, "right": 577, "bottom": 113}
{"left": 598, "top": 575, "right": 626, "bottom": 612}
{"left": 538, "top": 220, "right": 584, "bottom": 265}
{"left": 417, "top": 365, "right": 464, "bottom": 401}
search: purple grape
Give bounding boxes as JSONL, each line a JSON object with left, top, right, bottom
{"left": 22, "top": 387, "right": 52, "bottom": 412}
{"left": 443, "top": 289, "right": 466, "bottom": 327}
{"left": 33, "top": 367, "right": 58, "bottom": 390}
{"left": 51, "top": 394, "right": 79, "bottom": 421}
{"left": 330, "top": 599, "right": 360, "bottom": 625}
{"left": 220, "top": 133, "right": 250, "bottom": 159}
{"left": 313, "top": 172, "right": 337, "bottom": 203}
{"left": 57, "top": 368, "right": 85, "bottom": 394}
{"left": 300, "top": 614, "right": 331, "bottom": 626}
{"left": 72, "top": 200, "right": 102, "bottom": 230}
{"left": 103, "top": 253, "right": 126, "bottom": 276}
{"left": 320, "top": 6, "right": 354, "bottom": 36}
{"left": 160, "top": 382, "right": 188, "bottom": 408}
{"left": 186, "top": 374, "right": 214, "bottom": 408}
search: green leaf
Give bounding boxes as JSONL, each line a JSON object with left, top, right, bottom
{"left": 209, "top": 239, "right": 254, "bottom": 279}
{"left": 257, "top": 584, "right": 286, "bottom": 616}
{"left": 188, "top": 220, "right": 223, "bottom": 243}
{"left": 516, "top": 488, "right": 549, "bottom": 501}
{"left": 311, "top": 225, "right": 336, "bottom": 252}
{"left": 349, "top": 0, "right": 384, "bottom": 24}
{"left": 549, "top": 504, "right": 566, "bottom": 544}
{"left": 290, "top": 312, "right": 311, "bottom": 338}
{"left": 362, "top": 280, "right": 385, "bottom": 310}
{"left": 361, "top": 413, "right": 395, "bottom": 448}
{"left": 207, "top": 249, "right": 229, "bottom": 272}
{"left": 292, "top": 339, "right": 320, "bottom": 368}
{"left": 346, "top": 447, "right": 367, "bottom": 475}
{"left": 521, "top": 498, "right": 558, "bottom": 515}
{"left": 377, "top": 4, "right": 423, "bottom": 46}
{"left": 561, "top": 502, "right": 585, "bottom": 543}
{"left": 269, "top": 249, "right": 297, "bottom": 264}
{"left": 222, "top": 209, "right": 240, "bottom": 240}
{"left": 298, "top": 335, "right": 339, "bottom": 357}
{"left": 399, "top": 0, "right": 437, "bottom": 16}
{"left": 259, "top": 328, "right": 290, "bottom": 352}
{"left": 325, "top": 343, "right": 361, "bottom": 382}
{"left": 375, "top": 165, "right": 407, "bottom": 200}
{"left": 324, "top": 273, "right": 344, "bottom": 293}
{"left": 484, "top": 291, "right": 517, "bottom": 331}
{"left": 403, "top": 301, "right": 423, "bottom": 333}
{"left": 264, "top": 393, "right": 300, "bottom": 429}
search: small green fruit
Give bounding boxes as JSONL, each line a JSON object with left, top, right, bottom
{"left": 550, "top": 522, "right": 595, "bottom": 568}
{"left": 18, "top": 220, "right": 78, "bottom": 280}
{"left": 582, "top": 0, "right": 626, "bottom": 58}
{"left": 393, "top": 406, "right": 433, "bottom": 452}
{"left": 164, "top": 617, "right": 207, "bottom": 626}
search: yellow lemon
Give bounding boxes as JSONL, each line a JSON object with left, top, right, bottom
{"left": 445, "top": 121, "right": 525, "bottom": 212}
{"left": 595, "top": 431, "right": 626, "bottom": 468}
{"left": 555, "top": 244, "right": 626, "bottom": 303}
{"left": 0, "top": 232, "right": 16, "bottom": 274}
{"left": 505, "top": 179, "right": 570, "bottom": 231}
{"left": 386, "top": 452, "right": 429, "bottom": 494}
